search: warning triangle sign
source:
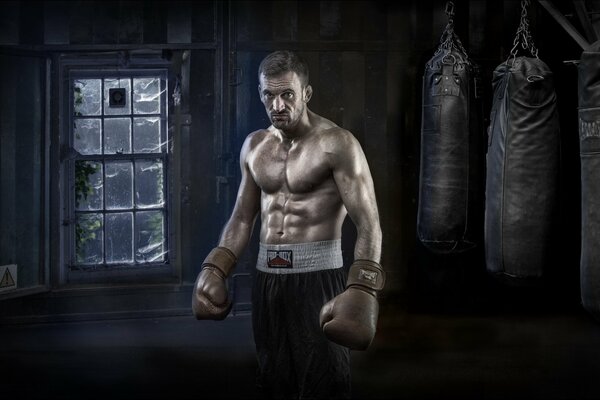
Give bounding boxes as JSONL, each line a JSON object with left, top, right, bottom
{"left": 0, "top": 268, "right": 15, "bottom": 288}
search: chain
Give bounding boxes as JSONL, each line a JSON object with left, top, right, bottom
{"left": 434, "top": 1, "right": 471, "bottom": 63}
{"left": 509, "top": 0, "right": 539, "bottom": 60}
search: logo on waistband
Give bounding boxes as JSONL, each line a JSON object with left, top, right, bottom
{"left": 267, "top": 250, "right": 293, "bottom": 269}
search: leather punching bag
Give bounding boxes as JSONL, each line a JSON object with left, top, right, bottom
{"left": 417, "top": 2, "right": 483, "bottom": 253}
{"left": 485, "top": 6, "right": 560, "bottom": 282}
{"left": 579, "top": 40, "right": 600, "bottom": 319}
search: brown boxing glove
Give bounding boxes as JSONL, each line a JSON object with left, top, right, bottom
{"left": 319, "top": 260, "right": 385, "bottom": 350}
{"left": 192, "top": 247, "right": 237, "bottom": 320}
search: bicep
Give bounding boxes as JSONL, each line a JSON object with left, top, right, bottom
{"left": 231, "top": 164, "right": 260, "bottom": 223}
{"left": 229, "top": 139, "right": 261, "bottom": 224}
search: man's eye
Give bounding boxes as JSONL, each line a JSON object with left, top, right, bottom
{"left": 282, "top": 92, "right": 294, "bottom": 99}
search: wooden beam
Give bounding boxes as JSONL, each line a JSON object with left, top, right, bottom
{"left": 538, "top": 0, "right": 590, "bottom": 49}
{"left": 573, "top": 0, "right": 598, "bottom": 42}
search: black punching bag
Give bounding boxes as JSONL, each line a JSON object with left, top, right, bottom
{"left": 579, "top": 40, "right": 600, "bottom": 319}
{"left": 485, "top": 6, "right": 560, "bottom": 282}
{"left": 417, "top": 2, "right": 483, "bottom": 253}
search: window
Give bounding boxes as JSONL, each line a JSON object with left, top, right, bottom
{"left": 65, "top": 68, "right": 171, "bottom": 282}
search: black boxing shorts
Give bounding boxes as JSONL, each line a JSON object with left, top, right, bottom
{"left": 252, "top": 240, "right": 350, "bottom": 399}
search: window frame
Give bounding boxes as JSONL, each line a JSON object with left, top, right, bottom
{"left": 59, "top": 53, "right": 177, "bottom": 286}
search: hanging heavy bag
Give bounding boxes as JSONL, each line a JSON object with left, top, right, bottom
{"left": 417, "top": 2, "right": 483, "bottom": 254}
{"left": 485, "top": 0, "right": 560, "bottom": 282}
{"left": 579, "top": 40, "right": 600, "bottom": 319}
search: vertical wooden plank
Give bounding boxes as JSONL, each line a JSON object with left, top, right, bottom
{"left": 272, "top": 0, "right": 298, "bottom": 41}
{"left": 412, "top": 0, "right": 436, "bottom": 53}
{"left": 15, "top": 56, "right": 42, "bottom": 287}
{"left": 238, "top": 51, "right": 271, "bottom": 137}
{"left": 363, "top": 52, "right": 387, "bottom": 211}
{"left": 0, "top": 1, "right": 19, "bottom": 45}
{"left": 385, "top": 50, "right": 409, "bottom": 300}
{"left": 300, "top": 51, "right": 321, "bottom": 114}
{"left": 192, "top": 0, "right": 216, "bottom": 43}
{"left": 233, "top": 51, "right": 268, "bottom": 276}
{"left": 118, "top": 1, "right": 143, "bottom": 44}
{"left": 234, "top": 0, "right": 272, "bottom": 42}
{"left": 469, "top": 0, "right": 487, "bottom": 57}
{"left": 44, "top": 1, "right": 70, "bottom": 45}
{"left": 20, "top": 1, "right": 44, "bottom": 45}
{"left": 341, "top": 52, "right": 365, "bottom": 144}
{"left": 0, "top": 55, "right": 17, "bottom": 267}
{"left": 93, "top": 1, "right": 119, "bottom": 44}
{"left": 185, "top": 50, "right": 217, "bottom": 280}
{"left": 318, "top": 52, "right": 343, "bottom": 126}
{"left": 363, "top": 0, "right": 388, "bottom": 41}
{"left": 297, "top": 1, "right": 320, "bottom": 41}
{"left": 234, "top": 0, "right": 250, "bottom": 42}
{"left": 386, "top": 1, "right": 412, "bottom": 52}
{"left": 143, "top": 1, "right": 167, "bottom": 44}
{"left": 341, "top": 0, "right": 363, "bottom": 41}
{"left": 69, "top": 1, "right": 94, "bottom": 45}
{"left": 320, "top": 1, "right": 341, "bottom": 39}
{"left": 168, "top": 1, "right": 192, "bottom": 44}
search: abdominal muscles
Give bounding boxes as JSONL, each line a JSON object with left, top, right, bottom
{"left": 260, "top": 185, "right": 346, "bottom": 244}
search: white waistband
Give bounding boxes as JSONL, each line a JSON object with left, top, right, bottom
{"left": 256, "top": 240, "right": 344, "bottom": 274}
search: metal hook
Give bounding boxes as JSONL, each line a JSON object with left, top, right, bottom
{"left": 445, "top": 1, "right": 455, "bottom": 18}
{"left": 442, "top": 53, "right": 456, "bottom": 65}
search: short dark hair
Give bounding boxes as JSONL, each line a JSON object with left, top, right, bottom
{"left": 258, "top": 50, "right": 309, "bottom": 87}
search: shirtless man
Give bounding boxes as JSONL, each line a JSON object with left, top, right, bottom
{"left": 192, "top": 50, "right": 384, "bottom": 399}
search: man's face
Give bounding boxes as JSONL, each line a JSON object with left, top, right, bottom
{"left": 259, "top": 71, "right": 310, "bottom": 131}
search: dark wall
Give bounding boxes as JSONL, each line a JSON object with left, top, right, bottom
{"left": 0, "top": 0, "right": 589, "bottom": 321}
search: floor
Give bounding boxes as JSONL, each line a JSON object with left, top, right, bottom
{"left": 2, "top": 302, "right": 600, "bottom": 400}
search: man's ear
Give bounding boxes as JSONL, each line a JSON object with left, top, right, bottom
{"left": 304, "top": 85, "right": 313, "bottom": 103}
{"left": 258, "top": 84, "right": 262, "bottom": 100}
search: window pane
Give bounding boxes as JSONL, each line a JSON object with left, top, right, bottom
{"left": 104, "top": 78, "right": 131, "bottom": 115}
{"left": 135, "top": 160, "right": 164, "bottom": 209}
{"left": 104, "top": 118, "right": 132, "bottom": 154}
{"left": 75, "top": 161, "right": 103, "bottom": 211}
{"left": 133, "top": 117, "right": 161, "bottom": 153}
{"left": 74, "top": 79, "right": 101, "bottom": 116}
{"left": 105, "top": 161, "right": 133, "bottom": 210}
{"left": 105, "top": 212, "right": 133, "bottom": 264}
{"left": 133, "top": 77, "right": 161, "bottom": 115}
{"left": 74, "top": 118, "right": 102, "bottom": 155}
{"left": 76, "top": 213, "right": 103, "bottom": 264}
{"left": 136, "top": 211, "right": 164, "bottom": 263}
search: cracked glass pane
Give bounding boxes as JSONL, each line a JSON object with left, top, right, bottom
{"left": 75, "top": 213, "right": 104, "bottom": 264}
{"left": 74, "top": 118, "right": 102, "bottom": 155}
{"left": 74, "top": 79, "right": 101, "bottom": 116}
{"left": 75, "top": 161, "right": 103, "bottom": 211}
{"left": 133, "top": 117, "right": 161, "bottom": 153}
{"left": 136, "top": 211, "right": 165, "bottom": 263}
{"left": 105, "top": 161, "right": 133, "bottom": 210}
{"left": 135, "top": 160, "right": 164, "bottom": 208}
{"left": 105, "top": 212, "right": 133, "bottom": 264}
{"left": 104, "top": 117, "right": 132, "bottom": 154}
{"left": 104, "top": 78, "right": 131, "bottom": 115}
{"left": 133, "top": 77, "right": 161, "bottom": 115}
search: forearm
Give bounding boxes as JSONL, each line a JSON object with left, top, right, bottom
{"left": 354, "top": 224, "right": 382, "bottom": 263}
{"left": 217, "top": 216, "right": 256, "bottom": 259}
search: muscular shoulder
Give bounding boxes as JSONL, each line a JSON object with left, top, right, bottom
{"left": 318, "top": 127, "right": 362, "bottom": 162}
{"left": 240, "top": 129, "right": 270, "bottom": 160}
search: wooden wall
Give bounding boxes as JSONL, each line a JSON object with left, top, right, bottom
{"left": 230, "top": 0, "right": 587, "bottom": 312}
{"left": 0, "top": 0, "right": 588, "bottom": 320}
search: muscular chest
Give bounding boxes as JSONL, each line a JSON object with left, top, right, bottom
{"left": 249, "top": 140, "right": 331, "bottom": 194}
